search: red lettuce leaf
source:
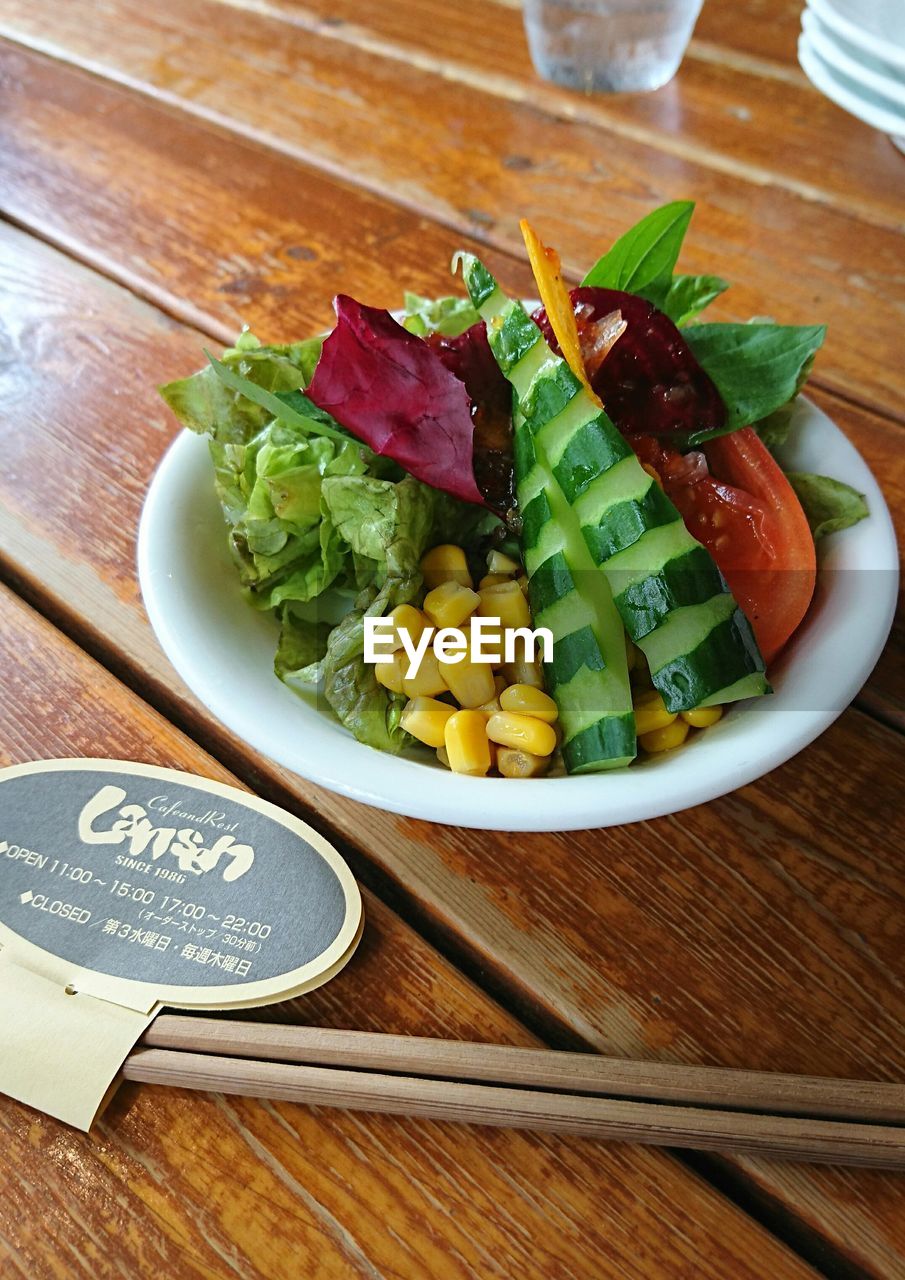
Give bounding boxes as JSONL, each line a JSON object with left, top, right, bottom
{"left": 535, "top": 287, "right": 726, "bottom": 439}
{"left": 427, "top": 323, "right": 516, "bottom": 521}
{"left": 307, "top": 296, "right": 485, "bottom": 507}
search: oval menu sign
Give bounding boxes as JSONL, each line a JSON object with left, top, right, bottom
{"left": 0, "top": 760, "right": 362, "bottom": 1008}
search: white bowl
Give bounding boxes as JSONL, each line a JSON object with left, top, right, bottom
{"left": 799, "top": 30, "right": 905, "bottom": 136}
{"left": 806, "top": 0, "right": 905, "bottom": 74}
{"left": 138, "top": 398, "right": 897, "bottom": 831}
{"left": 802, "top": 9, "right": 905, "bottom": 109}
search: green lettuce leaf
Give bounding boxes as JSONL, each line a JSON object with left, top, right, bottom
{"left": 663, "top": 274, "right": 729, "bottom": 326}
{"left": 581, "top": 201, "right": 694, "bottom": 308}
{"left": 401, "top": 292, "right": 480, "bottom": 337}
{"left": 204, "top": 353, "right": 348, "bottom": 446}
{"left": 321, "top": 575, "right": 419, "bottom": 753}
{"left": 274, "top": 607, "right": 333, "bottom": 688}
{"left": 159, "top": 331, "right": 323, "bottom": 444}
{"left": 785, "top": 473, "right": 869, "bottom": 540}
{"left": 682, "top": 322, "right": 827, "bottom": 443}
{"left": 206, "top": 410, "right": 370, "bottom": 610}
{"left": 322, "top": 474, "right": 438, "bottom": 578}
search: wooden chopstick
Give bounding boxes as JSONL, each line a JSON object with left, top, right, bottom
{"left": 123, "top": 1046, "right": 905, "bottom": 1169}
{"left": 142, "top": 1015, "right": 905, "bottom": 1123}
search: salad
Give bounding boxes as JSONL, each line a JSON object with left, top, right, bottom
{"left": 160, "top": 202, "right": 868, "bottom": 779}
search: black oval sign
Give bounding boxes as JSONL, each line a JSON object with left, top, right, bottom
{"left": 0, "top": 760, "right": 361, "bottom": 1004}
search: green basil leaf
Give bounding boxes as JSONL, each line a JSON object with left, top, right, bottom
{"left": 785, "top": 473, "right": 869, "bottom": 541}
{"left": 581, "top": 201, "right": 695, "bottom": 306}
{"left": 683, "top": 322, "right": 826, "bottom": 444}
{"left": 662, "top": 274, "right": 729, "bottom": 326}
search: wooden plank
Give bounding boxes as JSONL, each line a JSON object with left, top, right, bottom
{"left": 0, "top": 42, "right": 527, "bottom": 342}
{"left": 0, "top": 8, "right": 903, "bottom": 418}
{"left": 212, "top": 0, "right": 904, "bottom": 228}
{"left": 0, "top": 221, "right": 903, "bottom": 1274}
{"left": 692, "top": 0, "right": 806, "bottom": 66}
{"left": 1, "top": 587, "right": 823, "bottom": 1280}
{"left": 0, "top": 45, "right": 900, "bottom": 723}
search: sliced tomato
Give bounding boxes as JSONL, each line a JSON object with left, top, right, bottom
{"left": 629, "top": 428, "right": 816, "bottom": 664}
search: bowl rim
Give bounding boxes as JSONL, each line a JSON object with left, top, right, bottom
{"left": 802, "top": 9, "right": 905, "bottom": 108}
{"left": 799, "top": 33, "right": 905, "bottom": 136}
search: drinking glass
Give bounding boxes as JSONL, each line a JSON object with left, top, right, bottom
{"left": 522, "top": 0, "right": 706, "bottom": 93}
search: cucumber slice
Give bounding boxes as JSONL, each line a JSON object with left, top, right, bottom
{"left": 457, "top": 287, "right": 636, "bottom": 770}
{"left": 520, "top": 412, "right": 636, "bottom": 773}
{"left": 459, "top": 255, "right": 768, "bottom": 725}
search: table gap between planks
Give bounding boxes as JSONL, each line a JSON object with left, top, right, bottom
{"left": 0, "top": 0, "right": 902, "bottom": 1276}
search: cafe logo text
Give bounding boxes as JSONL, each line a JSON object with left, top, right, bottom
{"left": 77, "top": 785, "right": 255, "bottom": 882}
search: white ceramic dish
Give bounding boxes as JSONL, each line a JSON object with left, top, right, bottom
{"left": 806, "top": 0, "right": 905, "bottom": 74}
{"left": 802, "top": 9, "right": 905, "bottom": 109}
{"left": 799, "top": 32, "right": 905, "bottom": 136}
{"left": 139, "top": 397, "right": 898, "bottom": 832}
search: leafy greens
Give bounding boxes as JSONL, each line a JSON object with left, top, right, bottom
{"left": 581, "top": 201, "right": 694, "bottom": 308}
{"left": 159, "top": 330, "right": 496, "bottom": 752}
{"left": 785, "top": 473, "right": 869, "bottom": 541}
{"left": 683, "top": 322, "right": 827, "bottom": 443}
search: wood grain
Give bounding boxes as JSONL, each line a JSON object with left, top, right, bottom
{"left": 691, "top": 0, "right": 808, "bottom": 66}
{"left": 0, "top": 587, "right": 824, "bottom": 1280}
{"left": 0, "top": 3, "right": 903, "bottom": 417}
{"left": 1, "top": 223, "right": 903, "bottom": 1273}
{"left": 210, "top": 0, "right": 904, "bottom": 226}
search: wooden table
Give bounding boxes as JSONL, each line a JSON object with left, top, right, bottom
{"left": 0, "top": 0, "right": 902, "bottom": 1275}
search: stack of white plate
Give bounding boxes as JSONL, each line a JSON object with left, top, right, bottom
{"left": 799, "top": 0, "right": 905, "bottom": 149}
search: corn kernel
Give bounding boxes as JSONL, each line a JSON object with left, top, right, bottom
{"left": 375, "top": 651, "right": 407, "bottom": 694}
{"left": 477, "top": 696, "right": 502, "bottom": 721}
{"left": 477, "top": 580, "right": 532, "bottom": 631}
{"left": 493, "top": 673, "right": 508, "bottom": 696}
{"left": 442, "top": 655, "right": 497, "bottom": 709}
{"left": 400, "top": 696, "right": 456, "bottom": 748}
{"left": 497, "top": 747, "right": 551, "bottom": 779}
{"left": 681, "top": 705, "right": 724, "bottom": 729}
{"left": 633, "top": 689, "right": 676, "bottom": 736}
{"left": 642, "top": 463, "right": 662, "bottom": 487}
{"left": 420, "top": 544, "right": 472, "bottom": 590}
{"left": 445, "top": 710, "right": 493, "bottom": 776}
{"left": 388, "top": 604, "right": 429, "bottom": 652}
{"left": 478, "top": 573, "right": 510, "bottom": 589}
{"left": 500, "top": 684, "right": 558, "bottom": 723}
{"left": 502, "top": 656, "right": 545, "bottom": 689}
{"left": 487, "top": 550, "right": 521, "bottom": 575}
{"left": 516, "top": 574, "right": 529, "bottom": 596}
{"left": 403, "top": 649, "right": 448, "bottom": 698}
{"left": 423, "top": 579, "right": 480, "bottom": 629}
{"left": 640, "top": 718, "right": 690, "bottom": 753}
{"left": 486, "top": 712, "right": 557, "bottom": 756}
{"left": 436, "top": 745, "right": 450, "bottom": 768}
